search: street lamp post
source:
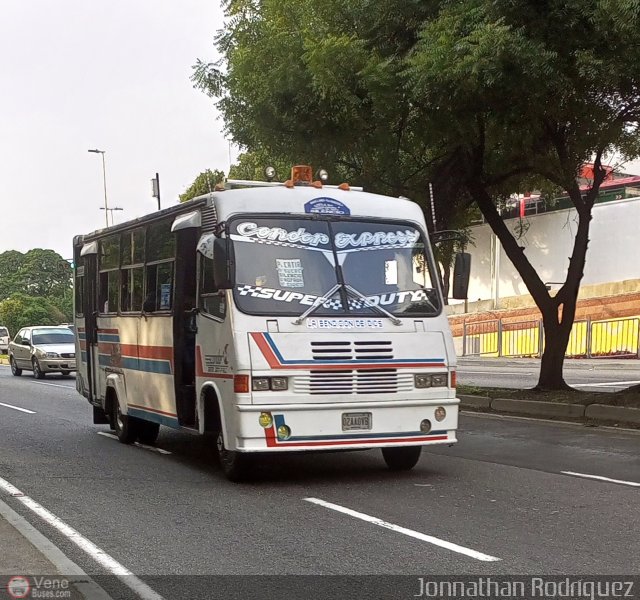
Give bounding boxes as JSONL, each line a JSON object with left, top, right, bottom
{"left": 88, "top": 149, "right": 109, "bottom": 227}
{"left": 99, "top": 206, "right": 124, "bottom": 226}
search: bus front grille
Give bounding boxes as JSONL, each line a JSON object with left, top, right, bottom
{"left": 293, "top": 370, "right": 413, "bottom": 395}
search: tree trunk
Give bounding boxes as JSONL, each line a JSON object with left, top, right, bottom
{"left": 537, "top": 310, "right": 573, "bottom": 390}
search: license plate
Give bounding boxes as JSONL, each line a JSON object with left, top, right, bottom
{"left": 342, "top": 412, "right": 372, "bottom": 431}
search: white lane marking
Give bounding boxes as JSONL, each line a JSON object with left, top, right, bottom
{"left": 572, "top": 380, "right": 640, "bottom": 388}
{"left": 0, "top": 475, "right": 166, "bottom": 600}
{"left": 0, "top": 401, "right": 36, "bottom": 414}
{"left": 305, "top": 497, "right": 500, "bottom": 562}
{"left": 561, "top": 471, "right": 640, "bottom": 488}
{"left": 97, "top": 431, "right": 172, "bottom": 454}
{"left": 0, "top": 497, "right": 113, "bottom": 600}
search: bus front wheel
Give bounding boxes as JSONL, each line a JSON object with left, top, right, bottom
{"left": 113, "top": 402, "right": 139, "bottom": 444}
{"left": 381, "top": 446, "right": 422, "bottom": 471}
{"left": 216, "top": 431, "right": 251, "bottom": 482}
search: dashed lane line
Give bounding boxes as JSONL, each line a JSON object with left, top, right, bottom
{"left": 97, "top": 431, "right": 172, "bottom": 454}
{"left": 0, "top": 475, "right": 166, "bottom": 600}
{"left": 304, "top": 497, "right": 500, "bottom": 562}
{"left": 561, "top": 471, "right": 640, "bottom": 488}
{"left": 0, "top": 401, "right": 36, "bottom": 414}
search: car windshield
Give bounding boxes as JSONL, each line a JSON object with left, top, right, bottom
{"left": 32, "top": 330, "right": 75, "bottom": 345}
{"left": 0, "top": 328, "right": 8, "bottom": 336}
{"left": 229, "top": 216, "right": 441, "bottom": 317}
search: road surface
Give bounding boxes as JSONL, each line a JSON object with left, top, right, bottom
{"left": 0, "top": 366, "right": 638, "bottom": 599}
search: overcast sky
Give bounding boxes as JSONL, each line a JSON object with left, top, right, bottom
{"left": 2, "top": 2, "right": 640, "bottom": 263}
{"left": 1, "top": 0, "right": 229, "bottom": 260}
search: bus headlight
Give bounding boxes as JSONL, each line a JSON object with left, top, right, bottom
{"left": 277, "top": 425, "right": 291, "bottom": 440}
{"left": 414, "top": 374, "right": 448, "bottom": 388}
{"left": 258, "top": 412, "right": 273, "bottom": 428}
{"left": 252, "top": 378, "right": 270, "bottom": 391}
{"left": 251, "top": 377, "right": 288, "bottom": 391}
{"left": 270, "top": 377, "right": 288, "bottom": 391}
{"left": 420, "top": 419, "right": 432, "bottom": 433}
{"left": 434, "top": 407, "right": 446, "bottom": 422}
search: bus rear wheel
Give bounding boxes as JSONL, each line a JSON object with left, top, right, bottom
{"left": 113, "top": 402, "right": 139, "bottom": 444}
{"left": 216, "top": 431, "right": 251, "bottom": 482}
{"left": 381, "top": 446, "right": 422, "bottom": 471}
{"left": 138, "top": 421, "right": 160, "bottom": 445}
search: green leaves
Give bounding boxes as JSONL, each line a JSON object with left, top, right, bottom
{"left": 179, "top": 169, "right": 226, "bottom": 202}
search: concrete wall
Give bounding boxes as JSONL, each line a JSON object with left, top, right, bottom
{"left": 463, "top": 197, "right": 640, "bottom": 305}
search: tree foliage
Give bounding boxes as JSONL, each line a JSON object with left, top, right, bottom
{"left": 0, "top": 249, "right": 73, "bottom": 335}
{"left": 196, "top": 0, "right": 640, "bottom": 389}
{"left": 179, "top": 169, "right": 226, "bottom": 203}
{"left": 0, "top": 294, "right": 66, "bottom": 336}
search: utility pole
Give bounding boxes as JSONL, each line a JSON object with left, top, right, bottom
{"left": 88, "top": 149, "right": 109, "bottom": 227}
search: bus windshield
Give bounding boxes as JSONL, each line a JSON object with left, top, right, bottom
{"left": 229, "top": 216, "right": 441, "bottom": 317}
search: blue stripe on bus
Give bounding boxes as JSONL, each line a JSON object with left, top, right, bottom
{"left": 128, "top": 407, "right": 179, "bottom": 428}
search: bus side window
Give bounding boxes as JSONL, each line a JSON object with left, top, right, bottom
{"left": 200, "top": 255, "right": 226, "bottom": 320}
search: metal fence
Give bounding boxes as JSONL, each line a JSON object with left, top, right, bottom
{"left": 462, "top": 316, "right": 640, "bottom": 358}
{"left": 462, "top": 320, "right": 499, "bottom": 356}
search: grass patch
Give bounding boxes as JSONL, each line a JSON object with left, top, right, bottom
{"left": 458, "top": 384, "right": 640, "bottom": 408}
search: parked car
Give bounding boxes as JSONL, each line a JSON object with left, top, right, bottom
{"left": 0, "top": 326, "right": 9, "bottom": 354}
{"left": 9, "top": 326, "right": 76, "bottom": 378}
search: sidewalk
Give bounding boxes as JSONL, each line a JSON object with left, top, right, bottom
{"left": 0, "top": 500, "right": 111, "bottom": 599}
{"left": 458, "top": 355, "right": 640, "bottom": 370}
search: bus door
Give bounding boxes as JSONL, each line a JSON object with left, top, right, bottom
{"left": 171, "top": 218, "right": 200, "bottom": 429}
{"left": 79, "top": 242, "right": 101, "bottom": 403}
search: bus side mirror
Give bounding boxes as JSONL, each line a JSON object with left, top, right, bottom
{"left": 452, "top": 252, "right": 471, "bottom": 299}
{"left": 213, "top": 237, "right": 236, "bottom": 289}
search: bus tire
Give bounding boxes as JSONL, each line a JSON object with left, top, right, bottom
{"left": 138, "top": 421, "right": 160, "bottom": 445}
{"left": 216, "top": 430, "right": 251, "bottom": 482}
{"left": 113, "top": 401, "right": 139, "bottom": 444}
{"left": 381, "top": 446, "right": 422, "bottom": 471}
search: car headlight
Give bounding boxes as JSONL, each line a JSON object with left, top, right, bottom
{"left": 45, "top": 352, "right": 60, "bottom": 358}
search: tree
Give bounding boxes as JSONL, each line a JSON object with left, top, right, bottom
{"left": 192, "top": 0, "right": 474, "bottom": 228}
{"left": 229, "top": 150, "right": 292, "bottom": 182}
{"left": 0, "top": 294, "right": 66, "bottom": 335}
{"left": 179, "top": 169, "right": 226, "bottom": 202}
{"left": 195, "top": 0, "right": 640, "bottom": 389}
{"left": 0, "top": 249, "right": 72, "bottom": 307}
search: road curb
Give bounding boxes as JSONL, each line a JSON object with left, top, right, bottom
{"left": 584, "top": 404, "right": 640, "bottom": 424}
{"left": 458, "top": 394, "right": 492, "bottom": 409}
{"left": 0, "top": 498, "right": 112, "bottom": 599}
{"left": 491, "top": 398, "right": 586, "bottom": 419}
{"left": 459, "top": 395, "right": 640, "bottom": 427}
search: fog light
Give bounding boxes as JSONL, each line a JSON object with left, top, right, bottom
{"left": 434, "top": 407, "right": 446, "bottom": 422}
{"left": 431, "top": 374, "right": 448, "bottom": 387}
{"left": 270, "top": 377, "right": 288, "bottom": 391}
{"left": 277, "top": 425, "right": 291, "bottom": 440}
{"left": 414, "top": 374, "right": 432, "bottom": 388}
{"left": 252, "top": 377, "right": 270, "bottom": 391}
{"left": 259, "top": 412, "right": 273, "bottom": 428}
{"left": 420, "top": 419, "right": 432, "bottom": 433}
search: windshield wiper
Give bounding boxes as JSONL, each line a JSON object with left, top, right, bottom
{"left": 292, "top": 283, "right": 403, "bottom": 326}
{"left": 292, "top": 283, "right": 342, "bottom": 325}
{"left": 344, "top": 284, "right": 402, "bottom": 326}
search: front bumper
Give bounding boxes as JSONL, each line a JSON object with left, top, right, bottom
{"left": 232, "top": 398, "right": 459, "bottom": 452}
{"left": 40, "top": 358, "right": 76, "bottom": 372}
